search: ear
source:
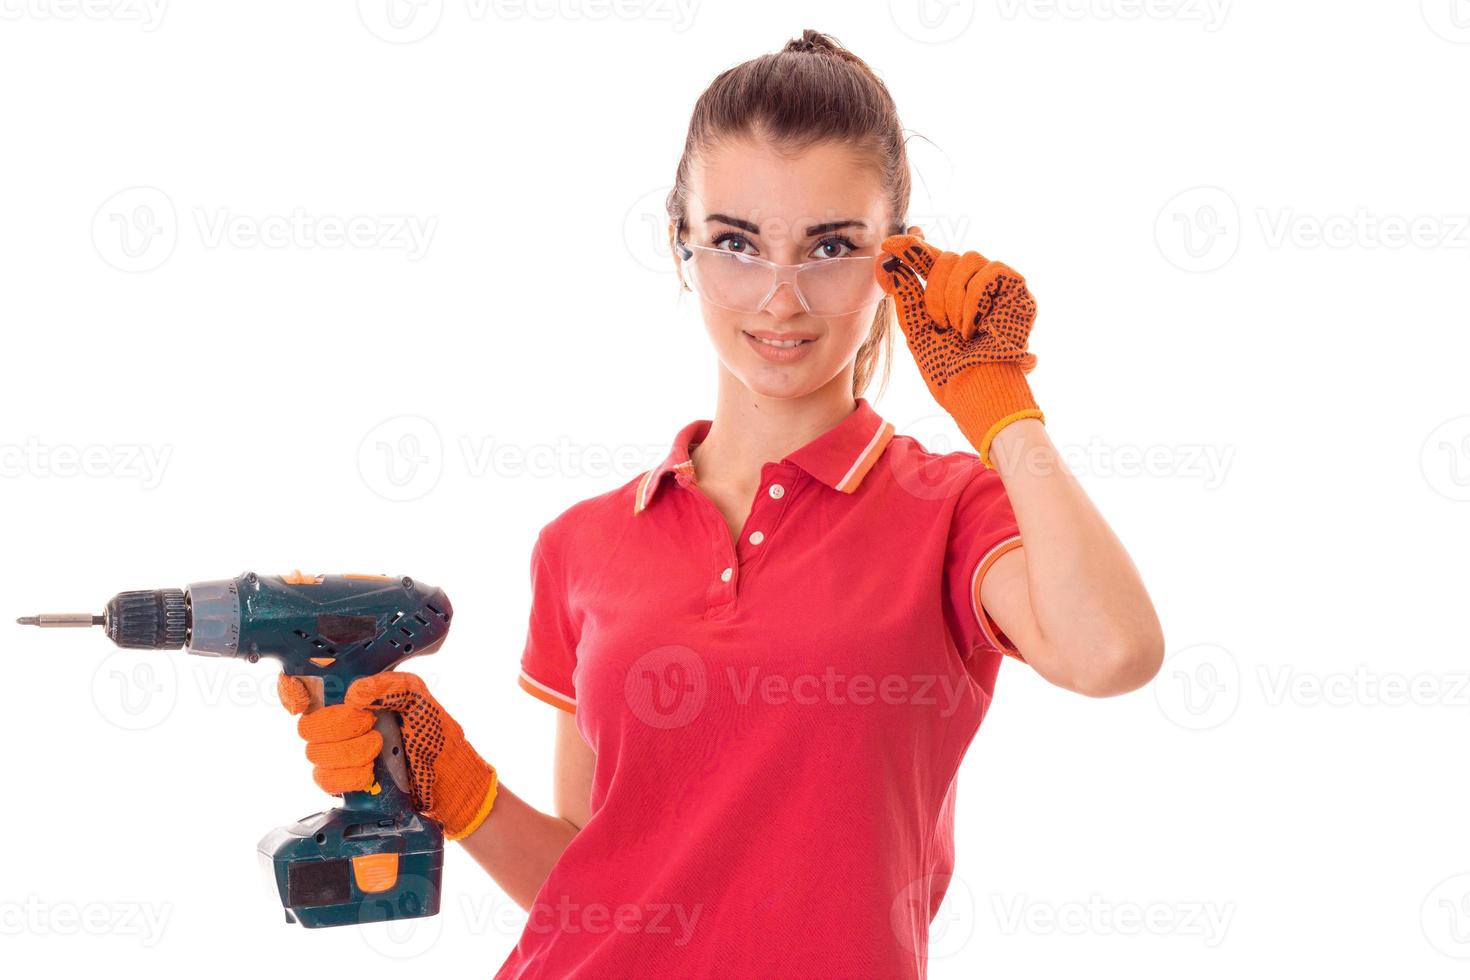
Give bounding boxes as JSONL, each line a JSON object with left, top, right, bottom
{"left": 668, "top": 220, "right": 690, "bottom": 290}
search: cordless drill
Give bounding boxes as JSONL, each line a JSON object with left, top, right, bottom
{"left": 18, "top": 570, "right": 453, "bottom": 929}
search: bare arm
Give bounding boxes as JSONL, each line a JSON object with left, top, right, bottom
{"left": 980, "top": 418, "right": 1165, "bottom": 697}
{"left": 457, "top": 708, "right": 595, "bottom": 910}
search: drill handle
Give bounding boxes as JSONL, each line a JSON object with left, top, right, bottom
{"left": 293, "top": 674, "right": 416, "bottom": 802}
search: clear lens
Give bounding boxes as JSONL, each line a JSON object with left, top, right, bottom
{"left": 795, "top": 257, "right": 884, "bottom": 316}
{"left": 685, "top": 249, "right": 773, "bottom": 313}
{"left": 683, "top": 246, "right": 883, "bottom": 317}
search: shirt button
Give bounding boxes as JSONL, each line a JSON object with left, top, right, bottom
{"left": 720, "top": 566, "right": 733, "bottom": 582}
{"left": 749, "top": 531, "right": 764, "bottom": 545}
{"left": 768, "top": 483, "right": 785, "bottom": 499}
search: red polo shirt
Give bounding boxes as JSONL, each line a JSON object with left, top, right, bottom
{"left": 498, "top": 397, "right": 1024, "bottom": 979}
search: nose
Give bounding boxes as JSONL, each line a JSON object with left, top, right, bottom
{"left": 760, "top": 279, "right": 806, "bottom": 322}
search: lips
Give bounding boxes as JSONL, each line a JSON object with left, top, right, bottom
{"left": 743, "top": 330, "right": 816, "bottom": 347}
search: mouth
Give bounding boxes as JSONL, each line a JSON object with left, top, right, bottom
{"left": 742, "top": 330, "right": 816, "bottom": 349}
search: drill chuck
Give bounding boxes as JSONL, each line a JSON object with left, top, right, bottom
{"left": 104, "top": 589, "right": 189, "bottom": 649}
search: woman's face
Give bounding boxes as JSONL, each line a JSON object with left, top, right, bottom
{"left": 671, "top": 136, "right": 895, "bottom": 401}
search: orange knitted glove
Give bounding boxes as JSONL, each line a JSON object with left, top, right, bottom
{"left": 279, "top": 671, "right": 498, "bottom": 842}
{"left": 876, "top": 234, "right": 1045, "bottom": 467}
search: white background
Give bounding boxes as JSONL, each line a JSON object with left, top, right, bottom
{"left": 2, "top": 2, "right": 1468, "bottom": 977}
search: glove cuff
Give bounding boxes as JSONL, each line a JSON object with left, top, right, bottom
{"left": 432, "top": 740, "right": 499, "bottom": 841}
{"left": 939, "top": 361, "right": 1045, "bottom": 468}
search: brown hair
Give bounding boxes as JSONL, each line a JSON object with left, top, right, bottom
{"left": 666, "top": 28, "right": 911, "bottom": 401}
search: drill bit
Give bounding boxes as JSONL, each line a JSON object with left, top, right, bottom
{"left": 16, "top": 613, "right": 103, "bottom": 627}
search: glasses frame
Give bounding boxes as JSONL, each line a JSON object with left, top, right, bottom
{"left": 673, "top": 236, "right": 887, "bottom": 317}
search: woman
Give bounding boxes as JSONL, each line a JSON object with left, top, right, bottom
{"left": 282, "top": 29, "right": 1163, "bottom": 978}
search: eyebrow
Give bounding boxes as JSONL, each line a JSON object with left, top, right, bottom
{"left": 705, "top": 213, "right": 869, "bottom": 237}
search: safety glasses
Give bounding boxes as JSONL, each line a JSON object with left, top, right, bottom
{"left": 674, "top": 238, "right": 886, "bottom": 317}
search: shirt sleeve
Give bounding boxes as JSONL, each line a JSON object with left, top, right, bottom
{"left": 517, "top": 527, "right": 580, "bottom": 714}
{"left": 941, "top": 458, "right": 1026, "bottom": 665}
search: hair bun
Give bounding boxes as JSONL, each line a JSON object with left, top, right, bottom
{"left": 786, "top": 29, "right": 841, "bottom": 57}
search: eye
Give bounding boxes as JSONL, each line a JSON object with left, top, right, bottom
{"left": 811, "top": 235, "right": 859, "bottom": 260}
{"left": 711, "top": 231, "right": 756, "bottom": 254}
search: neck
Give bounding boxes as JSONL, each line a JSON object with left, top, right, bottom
{"left": 691, "top": 368, "right": 858, "bottom": 490}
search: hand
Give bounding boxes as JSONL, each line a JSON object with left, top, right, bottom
{"left": 279, "top": 671, "right": 499, "bottom": 841}
{"left": 875, "top": 233, "right": 1045, "bottom": 466}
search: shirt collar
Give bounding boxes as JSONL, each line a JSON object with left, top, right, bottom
{"left": 634, "top": 397, "right": 895, "bottom": 515}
